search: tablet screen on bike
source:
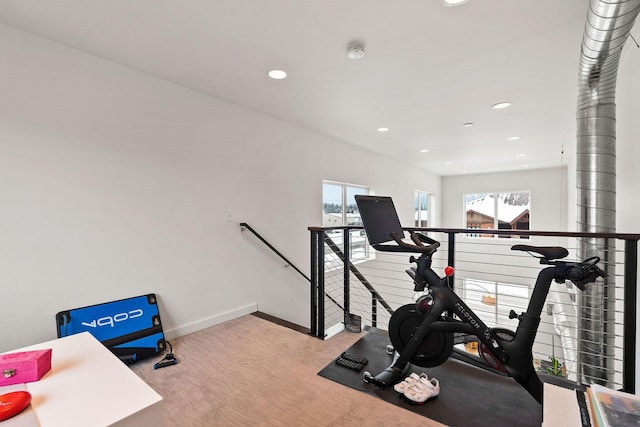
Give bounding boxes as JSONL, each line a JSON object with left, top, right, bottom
{"left": 355, "top": 195, "right": 405, "bottom": 245}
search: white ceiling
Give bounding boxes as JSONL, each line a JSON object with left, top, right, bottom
{"left": 0, "top": 0, "right": 591, "bottom": 176}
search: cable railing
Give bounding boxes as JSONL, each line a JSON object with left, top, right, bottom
{"left": 323, "top": 232, "right": 394, "bottom": 319}
{"left": 309, "top": 225, "right": 639, "bottom": 393}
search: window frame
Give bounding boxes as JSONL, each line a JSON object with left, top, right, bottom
{"left": 322, "top": 181, "right": 369, "bottom": 227}
{"left": 322, "top": 180, "right": 370, "bottom": 262}
{"left": 415, "top": 190, "right": 431, "bottom": 228}
{"left": 464, "top": 191, "right": 531, "bottom": 239}
{"left": 462, "top": 278, "right": 530, "bottom": 329}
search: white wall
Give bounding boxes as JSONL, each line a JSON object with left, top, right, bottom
{"left": 0, "top": 24, "right": 440, "bottom": 352}
{"left": 617, "top": 43, "right": 640, "bottom": 233}
{"left": 441, "top": 167, "right": 568, "bottom": 232}
{"left": 616, "top": 37, "right": 640, "bottom": 391}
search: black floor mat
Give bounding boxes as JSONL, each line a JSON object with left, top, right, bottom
{"left": 318, "top": 332, "right": 542, "bottom": 427}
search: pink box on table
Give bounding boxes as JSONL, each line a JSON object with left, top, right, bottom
{"left": 0, "top": 349, "right": 52, "bottom": 386}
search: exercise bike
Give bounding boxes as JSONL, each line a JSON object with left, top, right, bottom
{"left": 354, "top": 195, "right": 606, "bottom": 404}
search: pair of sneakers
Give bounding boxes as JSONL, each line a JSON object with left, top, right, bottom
{"left": 393, "top": 372, "right": 440, "bottom": 404}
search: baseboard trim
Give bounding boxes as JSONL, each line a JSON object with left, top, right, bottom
{"left": 252, "top": 311, "right": 310, "bottom": 335}
{"left": 164, "top": 303, "right": 258, "bottom": 340}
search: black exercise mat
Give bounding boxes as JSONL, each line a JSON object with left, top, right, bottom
{"left": 318, "top": 332, "right": 542, "bottom": 427}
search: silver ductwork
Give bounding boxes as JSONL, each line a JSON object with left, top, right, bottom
{"left": 548, "top": 287, "right": 578, "bottom": 381}
{"left": 576, "top": 0, "right": 640, "bottom": 385}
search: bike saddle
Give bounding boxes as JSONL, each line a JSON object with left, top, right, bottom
{"left": 511, "top": 245, "right": 568, "bottom": 260}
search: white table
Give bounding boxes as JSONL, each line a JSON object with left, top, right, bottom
{"left": 543, "top": 382, "right": 583, "bottom": 427}
{"left": 0, "top": 332, "right": 163, "bottom": 427}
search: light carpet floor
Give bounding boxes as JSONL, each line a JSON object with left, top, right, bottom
{"left": 131, "top": 314, "right": 443, "bottom": 427}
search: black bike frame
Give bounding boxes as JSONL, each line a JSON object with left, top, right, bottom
{"left": 382, "top": 251, "right": 564, "bottom": 404}
{"left": 354, "top": 195, "right": 607, "bottom": 403}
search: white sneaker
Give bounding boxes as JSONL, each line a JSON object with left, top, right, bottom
{"left": 404, "top": 377, "right": 440, "bottom": 404}
{"left": 392, "top": 372, "right": 428, "bottom": 395}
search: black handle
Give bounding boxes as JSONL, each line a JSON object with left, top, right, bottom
{"left": 389, "top": 231, "right": 440, "bottom": 254}
{"left": 563, "top": 256, "right": 607, "bottom": 291}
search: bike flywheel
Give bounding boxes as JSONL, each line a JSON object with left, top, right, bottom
{"left": 388, "top": 304, "right": 453, "bottom": 368}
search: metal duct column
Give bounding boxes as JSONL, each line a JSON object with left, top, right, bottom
{"left": 576, "top": 0, "right": 640, "bottom": 385}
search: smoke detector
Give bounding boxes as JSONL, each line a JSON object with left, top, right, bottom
{"left": 347, "top": 43, "right": 366, "bottom": 59}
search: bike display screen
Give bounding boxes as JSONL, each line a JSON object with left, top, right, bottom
{"left": 355, "top": 195, "right": 405, "bottom": 245}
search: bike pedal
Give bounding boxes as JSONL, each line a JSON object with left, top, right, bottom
{"left": 335, "top": 357, "right": 364, "bottom": 371}
{"left": 341, "top": 352, "right": 368, "bottom": 365}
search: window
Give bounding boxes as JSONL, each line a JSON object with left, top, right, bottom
{"left": 322, "top": 182, "right": 368, "bottom": 227}
{"left": 465, "top": 192, "right": 530, "bottom": 238}
{"left": 463, "top": 279, "right": 530, "bottom": 329}
{"left": 323, "top": 181, "right": 369, "bottom": 260}
{"left": 415, "top": 191, "right": 430, "bottom": 228}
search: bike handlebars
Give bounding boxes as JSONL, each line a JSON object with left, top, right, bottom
{"left": 390, "top": 231, "right": 440, "bottom": 255}
{"left": 559, "top": 256, "right": 607, "bottom": 291}
{"left": 508, "top": 244, "right": 606, "bottom": 290}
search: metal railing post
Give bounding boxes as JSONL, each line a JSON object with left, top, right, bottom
{"left": 310, "top": 230, "right": 319, "bottom": 338}
{"left": 317, "top": 232, "right": 325, "bottom": 339}
{"left": 448, "top": 232, "right": 456, "bottom": 287}
{"left": 623, "top": 238, "right": 638, "bottom": 392}
{"left": 343, "top": 230, "right": 351, "bottom": 324}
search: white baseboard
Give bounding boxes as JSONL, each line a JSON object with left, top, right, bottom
{"left": 163, "top": 303, "right": 258, "bottom": 340}
{"left": 324, "top": 322, "right": 345, "bottom": 339}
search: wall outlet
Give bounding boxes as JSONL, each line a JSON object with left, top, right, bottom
{"left": 225, "top": 211, "right": 232, "bottom": 222}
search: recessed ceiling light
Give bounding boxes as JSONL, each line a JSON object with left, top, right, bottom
{"left": 516, "top": 154, "right": 525, "bottom": 157}
{"left": 462, "top": 122, "right": 474, "bottom": 127}
{"left": 444, "top": 161, "right": 452, "bottom": 165}
{"left": 267, "top": 69, "right": 287, "bottom": 80}
{"left": 507, "top": 136, "right": 521, "bottom": 141}
{"left": 491, "top": 102, "right": 511, "bottom": 110}
{"left": 420, "top": 149, "right": 429, "bottom": 153}
{"left": 443, "top": 0, "right": 470, "bottom": 6}
{"left": 377, "top": 127, "right": 390, "bottom": 132}
{"left": 523, "top": 165, "right": 529, "bottom": 168}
